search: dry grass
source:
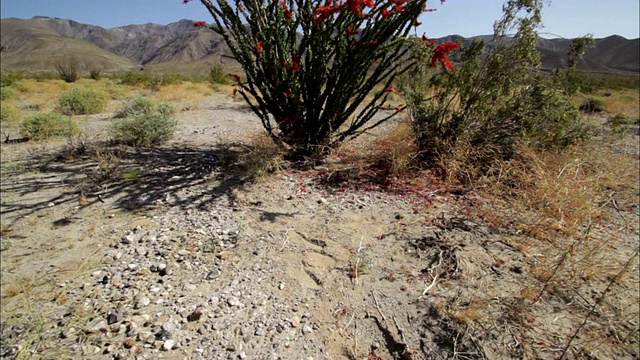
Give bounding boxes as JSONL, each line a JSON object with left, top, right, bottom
{"left": 238, "top": 132, "right": 287, "bottom": 181}
{"left": 595, "top": 88, "right": 640, "bottom": 117}
{"left": 148, "top": 81, "right": 215, "bottom": 111}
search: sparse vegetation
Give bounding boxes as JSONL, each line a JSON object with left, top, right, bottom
{"left": 19, "top": 112, "right": 78, "bottom": 140}
{"left": 88, "top": 68, "right": 102, "bottom": 80}
{"left": 109, "top": 98, "right": 178, "bottom": 146}
{"left": 55, "top": 56, "right": 81, "bottom": 83}
{"left": 56, "top": 86, "right": 108, "bottom": 115}
{"left": 0, "top": 103, "right": 20, "bottom": 127}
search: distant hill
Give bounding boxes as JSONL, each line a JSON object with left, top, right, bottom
{"left": 1, "top": 16, "right": 638, "bottom": 73}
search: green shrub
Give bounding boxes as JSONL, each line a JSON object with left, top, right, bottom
{"left": 56, "top": 87, "right": 108, "bottom": 115}
{"left": 0, "top": 86, "right": 17, "bottom": 100}
{"left": 401, "top": 0, "right": 589, "bottom": 166}
{"left": 117, "top": 96, "right": 155, "bottom": 118}
{"left": 89, "top": 69, "right": 102, "bottom": 80}
{"left": 156, "top": 102, "right": 177, "bottom": 116}
{"left": 110, "top": 99, "right": 178, "bottom": 146}
{"left": 19, "top": 112, "right": 79, "bottom": 140}
{"left": 209, "top": 63, "right": 228, "bottom": 85}
{"left": 1, "top": 103, "right": 21, "bottom": 126}
{"left": 0, "top": 71, "right": 23, "bottom": 88}
{"left": 110, "top": 112, "right": 177, "bottom": 146}
{"left": 117, "top": 71, "right": 149, "bottom": 86}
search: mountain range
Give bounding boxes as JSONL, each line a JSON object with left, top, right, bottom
{"left": 1, "top": 16, "right": 638, "bottom": 73}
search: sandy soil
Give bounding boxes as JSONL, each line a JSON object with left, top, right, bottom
{"left": 1, "top": 93, "right": 638, "bottom": 360}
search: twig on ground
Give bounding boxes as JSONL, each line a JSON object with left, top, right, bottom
{"left": 418, "top": 274, "right": 439, "bottom": 300}
{"left": 372, "top": 291, "right": 387, "bottom": 321}
{"left": 279, "top": 227, "right": 293, "bottom": 252}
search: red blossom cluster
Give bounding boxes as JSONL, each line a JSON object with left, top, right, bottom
{"left": 430, "top": 41, "right": 459, "bottom": 70}
{"left": 193, "top": 21, "right": 207, "bottom": 27}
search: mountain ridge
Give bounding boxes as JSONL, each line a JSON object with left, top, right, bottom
{"left": 1, "top": 16, "right": 638, "bottom": 73}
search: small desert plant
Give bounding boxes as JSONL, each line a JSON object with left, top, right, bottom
{"left": 19, "top": 112, "right": 79, "bottom": 140}
{"left": 117, "top": 96, "right": 155, "bottom": 118}
{"left": 110, "top": 100, "right": 178, "bottom": 146}
{"left": 605, "top": 113, "right": 633, "bottom": 134}
{"left": 88, "top": 69, "right": 102, "bottom": 80}
{"left": 0, "top": 86, "right": 17, "bottom": 100}
{"left": 239, "top": 132, "right": 287, "bottom": 180}
{"left": 1, "top": 103, "right": 20, "bottom": 127}
{"left": 117, "top": 71, "right": 150, "bottom": 86}
{"left": 55, "top": 56, "right": 80, "bottom": 83}
{"left": 208, "top": 62, "right": 228, "bottom": 85}
{"left": 56, "top": 87, "right": 108, "bottom": 115}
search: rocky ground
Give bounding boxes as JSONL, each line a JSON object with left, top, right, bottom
{"left": 1, "top": 93, "right": 638, "bottom": 360}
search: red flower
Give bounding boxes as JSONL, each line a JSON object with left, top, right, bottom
{"left": 256, "top": 41, "right": 263, "bottom": 55}
{"left": 430, "top": 41, "right": 460, "bottom": 71}
{"left": 283, "top": 90, "right": 292, "bottom": 97}
{"left": 372, "top": 59, "right": 381, "bottom": 64}
{"left": 381, "top": 9, "right": 391, "bottom": 18}
{"left": 228, "top": 73, "right": 241, "bottom": 82}
{"left": 280, "top": 1, "right": 293, "bottom": 19}
{"left": 346, "top": 24, "right": 359, "bottom": 35}
{"left": 382, "top": 85, "right": 395, "bottom": 93}
{"left": 370, "top": 39, "right": 378, "bottom": 45}
{"left": 193, "top": 21, "right": 208, "bottom": 27}
{"left": 292, "top": 55, "right": 301, "bottom": 72}
{"left": 313, "top": 4, "right": 342, "bottom": 23}
{"left": 414, "top": 20, "right": 422, "bottom": 26}
{"left": 393, "top": 4, "right": 404, "bottom": 12}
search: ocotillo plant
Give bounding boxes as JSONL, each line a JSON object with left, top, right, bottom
{"left": 184, "top": 0, "right": 456, "bottom": 160}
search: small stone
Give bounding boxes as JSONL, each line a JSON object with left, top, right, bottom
{"left": 187, "top": 306, "right": 205, "bottom": 322}
{"left": 302, "top": 325, "right": 313, "bottom": 335}
{"left": 128, "top": 264, "right": 139, "bottom": 271}
{"left": 121, "top": 234, "right": 134, "bottom": 244}
{"left": 289, "top": 316, "right": 300, "bottom": 328}
{"left": 177, "top": 249, "right": 190, "bottom": 256}
{"left": 126, "top": 321, "right": 139, "bottom": 337}
{"left": 123, "top": 338, "right": 136, "bottom": 349}
{"left": 226, "top": 344, "right": 236, "bottom": 352}
{"left": 161, "top": 321, "right": 176, "bottom": 338}
{"left": 162, "top": 339, "right": 175, "bottom": 351}
{"left": 371, "top": 342, "right": 380, "bottom": 350}
{"left": 150, "top": 265, "right": 158, "bottom": 273}
{"left": 107, "top": 309, "right": 123, "bottom": 325}
{"left": 135, "top": 297, "right": 151, "bottom": 309}
{"left": 227, "top": 297, "right": 241, "bottom": 307}
{"left": 158, "top": 264, "right": 168, "bottom": 276}
{"left": 239, "top": 351, "right": 247, "bottom": 359}
{"left": 206, "top": 269, "right": 220, "bottom": 280}
{"left": 254, "top": 327, "right": 266, "bottom": 336}
{"left": 279, "top": 283, "right": 285, "bottom": 290}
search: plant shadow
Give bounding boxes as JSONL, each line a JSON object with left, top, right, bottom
{"left": 0, "top": 141, "right": 258, "bottom": 226}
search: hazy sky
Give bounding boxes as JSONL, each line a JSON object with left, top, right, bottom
{"left": 1, "top": 0, "right": 638, "bottom": 39}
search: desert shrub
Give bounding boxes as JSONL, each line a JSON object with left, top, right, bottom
{"left": 55, "top": 56, "right": 80, "bottom": 83}
{"left": 401, "top": 0, "right": 589, "bottom": 173}
{"left": 184, "top": 0, "right": 450, "bottom": 160}
{"left": 56, "top": 87, "right": 108, "bottom": 115}
{"left": 0, "top": 86, "right": 17, "bottom": 100}
{"left": 89, "top": 69, "right": 102, "bottom": 80}
{"left": 579, "top": 96, "right": 604, "bottom": 113}
{"left": 117, "top": 96, "right": 155, "bottom": 118}
{"left": 605, "top": 113, "right": 633, "bottom": 134}
{"left": 1, "top": 103, "right": 20, "bottom": 126}
{"left": 110, "top": 99, "right": 178, "bottom": 146}
{"left": 209, "top": 62, "right": 228, "bottom": 85}
{"left": 0, "top": 71, "right": 23, "bottom": 88}
{"left": 32, "top": 71, "right": 59, "bottom": 82}
{"left": 156, "top": 101, "right": 177, "bottom": 116}
{"left": 19, "top": 112, "right": 79, "bottom": 140}
{"left": 117, "top": 71, "right": 150, "bottom": 86}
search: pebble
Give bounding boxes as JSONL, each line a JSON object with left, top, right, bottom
{"left": 227, "top": 297, "right": 241, "bottom": 307}
{"left": 135, "top": 297, "right": 151, "bottom": 309}
{"left": 302, "top": 325, "right": 313, "bottom": 335}
{"left": 162, "top": 339, "right": 175, "bottom": 351}
{"left": 206, "top": 269, "right": 220, "bottom": 280}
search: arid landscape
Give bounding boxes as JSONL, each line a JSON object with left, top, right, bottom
{"left": 1, "top": 10, "right": 639, "bottom": 360}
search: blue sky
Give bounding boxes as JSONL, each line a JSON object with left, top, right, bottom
{"left": 1, "top": 0, "right": 638, "bottom": 39}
